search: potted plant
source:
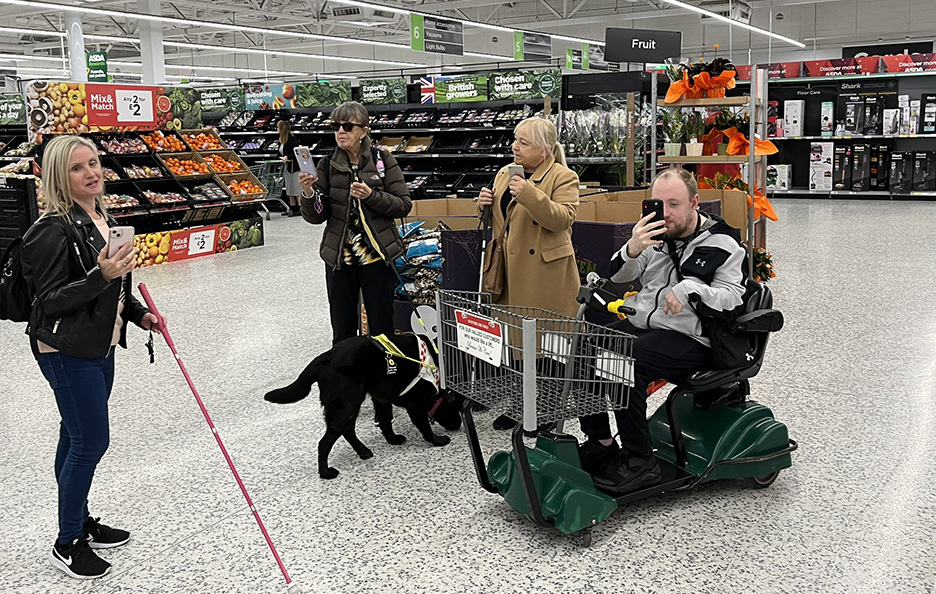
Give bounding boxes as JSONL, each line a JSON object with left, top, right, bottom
{"left": 713, "top": 108, "right": 736, "bottom": 155}
{"left": 662, "top": 108, "right": 686, "bottom": 157}
{"left": 685, "top": 112, "right": 706, "bottom": 157}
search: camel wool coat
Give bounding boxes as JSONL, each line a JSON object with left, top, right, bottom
{"left": 486, "top": 156, "right": 581, "bottom": 318}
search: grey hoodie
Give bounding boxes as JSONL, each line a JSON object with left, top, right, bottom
{"left": 610, "top": 214, "right": 746, "bottom": 346}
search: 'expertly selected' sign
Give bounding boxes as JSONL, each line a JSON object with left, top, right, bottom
{"left": 603, "top": 27, "right": 682, "bottom": 64}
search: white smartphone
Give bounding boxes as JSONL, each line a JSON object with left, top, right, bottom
{"left": 294, "top": 146, "right": 317, "bottom": 176}
{"left": 107, "top": 226, "right": 135, "bottom": 258}
{"left": 507, "top": 164, "right": 524, "bottom": 179}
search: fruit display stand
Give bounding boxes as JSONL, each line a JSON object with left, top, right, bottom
{"left": 181, "top": 128, "right": 228, "bottom": 152}
{"left": 156, "top": 151, "right": 212, "bottom": 178}
{"left": 215, "top": 170, "right": 267, "bottom": 201}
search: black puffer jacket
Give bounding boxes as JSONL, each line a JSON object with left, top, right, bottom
{"left": 300, "top": 138, "right": 411, "bottom": 268}
{"left": 21, "top": 205, "right": 150, "bottom": 359}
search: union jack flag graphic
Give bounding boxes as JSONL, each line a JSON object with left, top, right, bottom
{"left": 420, "top": 76, "right": 436, "bottom": 104}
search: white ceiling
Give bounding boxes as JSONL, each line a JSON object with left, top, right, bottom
{"left": 1, "top": 0, "right": 933, "bottom": 84}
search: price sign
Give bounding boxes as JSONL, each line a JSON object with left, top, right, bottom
{"left": 187, "top": 229, "right": 216, "bottom": 256}
{"left": 116, "top": 89, "right": 154, "bottom": 123}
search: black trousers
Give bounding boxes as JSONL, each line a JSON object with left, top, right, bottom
{"left": 325, "top": 262, "right": 397, "bottom": 344}
{"left": 579, "top": 319, "right": 713, "bottom": 457}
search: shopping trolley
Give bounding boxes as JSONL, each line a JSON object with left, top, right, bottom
{"left": 437, "top": 276, "right": 796, "bottom": 546}
{"left": 250, "top": 160, "right": 290, "bottom": 220}
{"left": 436, "top": 288, "right": 637, "bottom": 545}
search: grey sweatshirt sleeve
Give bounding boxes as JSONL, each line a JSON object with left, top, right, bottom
{"left": 671, "top": 237, "right": 746, "bottom": 315}
{"left": 609, "top": 243, "right": 649, "bottom": 284}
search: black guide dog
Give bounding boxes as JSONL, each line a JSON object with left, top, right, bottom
{"left": 264, "top": 333, "right": 461, "bottom": 479}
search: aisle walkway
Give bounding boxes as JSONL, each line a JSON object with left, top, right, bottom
{"left": 1, "top": 199, "right": 934, "bottom": 594}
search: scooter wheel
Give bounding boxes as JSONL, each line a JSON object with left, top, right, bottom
{"left": 580, "top": 528, "right": 593, "bottom": 548}
{"left": 744, "top": 470, "right": 779, "bottom": 489}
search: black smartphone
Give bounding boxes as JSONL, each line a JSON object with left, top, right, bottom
{"left": 642, "top": 199, "right": 666, "bottom": 239}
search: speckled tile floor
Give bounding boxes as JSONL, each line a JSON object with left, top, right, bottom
{"left": 2, "top": 199, "right": 935, "bottom": 594}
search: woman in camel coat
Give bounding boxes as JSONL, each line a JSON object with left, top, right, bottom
{"left": 477, "top": 117, "right": 581, "bottom": 428}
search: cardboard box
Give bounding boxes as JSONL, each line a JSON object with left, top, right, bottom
{"left": 403, "top": 215, "right": 478, "bottom": 231}
{"left": 863, "top": 96, "right": 882, "bottom": 136}
{"left": 409, "top": 198, "right": 480, "bottom": 217}
{"left": 403, "top": 136, "right": 434, "bottom": 153}
{"left": 851, "top": 144, "right": 871, "bottom": 191}
{"left": 833, "top": 145, "right": 852, "bottom": 190}
{"left": 922, "top": 95, "right": 936, "bottom": 134}
{"left": 912, "top": 152, "right": 935, "bottom": 190}
{"left": 821, "top": 102, "right": 835, "bottom": 137}
{"left": 889, "top": 152, "right": 911, "bottom": 193}
{"left": 883, "top": 109, "right": 901, "bottom": 136}
{"left": 767, "top": 164, "right": 791, "bottom": 190}
{"left": 783, "top": 100, "right": 805, "bottom": 137}
{"left": 899, "top": 95, "right": 911, "bottom": 135}
{"left": 844, "top": 99, "right": 864, "bottom": 134}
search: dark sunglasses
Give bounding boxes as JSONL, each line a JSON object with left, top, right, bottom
{"left": 330, "top": 121, "right": 366, "bottom": 132}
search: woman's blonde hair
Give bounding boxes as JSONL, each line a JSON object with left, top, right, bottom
{"left": 277, "top": 119, "right": 292, "bottom": 145}
{"left": 515, "top": 117, "right": 566, "bottom": 167}
{"left": 41, "top": 135, "right": 106, "bottom": 218}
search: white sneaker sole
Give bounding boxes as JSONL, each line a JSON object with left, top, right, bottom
{"left": 48, "top": 550, "right": 112, "bottom": 580}
{"left": 88, "top": 536, "right": 130, "bottom": 550}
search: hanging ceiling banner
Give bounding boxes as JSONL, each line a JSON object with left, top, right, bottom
{"left": 489, "top": 69, "right": 561, "bottom": 100}
{"left": 199, "top": 87, "right": 245, "bottom": 112}
{"left": 86, "top": 52, "right": 109, "bottom": 83}
{"left": 244, "top": 81, "right": 350, "bottom": 110}
{"left": 433, "top": 74, "right": 488, "bottom": 103}
{"left": 603, "top": 28, "right": 683, "bottom": 64}
{"left": 0, "top": 93, "right": 26, "bottom": 126}
{"left": 359, "top": 78, "right": 408, "bottom": 105}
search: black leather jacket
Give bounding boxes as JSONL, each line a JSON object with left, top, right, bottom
{"left": 21, "top": 205, "right": 149, "bottom": 359}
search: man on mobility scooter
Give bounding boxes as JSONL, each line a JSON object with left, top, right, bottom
{"left": 579, "top": 168, "right": 747, "bottom": 494}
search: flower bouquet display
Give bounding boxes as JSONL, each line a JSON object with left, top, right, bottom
{"left": 664, "top": 46, "right": 738, "bottom": 103}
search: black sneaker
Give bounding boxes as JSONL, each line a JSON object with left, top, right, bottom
{"left": 84, "top": 517, "right": 130, "bottom": 550}
{"left": 492, "top": 414, "right": 517, "bottom": 430}
{"left": 49, "top": 538, "right": 112, "bottom": 580}
{"left": 593, "top": 454, "right": 662, "bottom": 494}
{"left": 577, "top": 439, "right": 621, "bottom": 475}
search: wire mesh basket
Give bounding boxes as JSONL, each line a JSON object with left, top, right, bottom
{"left": 250, "top": 160, "right": 285, "bottom": 198}
{"left": 436, "top": 290, "right": 636, "bottom": 427}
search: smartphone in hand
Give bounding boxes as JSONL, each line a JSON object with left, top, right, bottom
{"left": 641, "top": 199, "right": 666, "bottom": 239}
{"left": 507, "top": 164, "right": 524, "bottom": 179}
{"left": 107, "top": 226, "right": 134, "bottom": 258}
{"left": 294, "top": 146, "right": 317, "bottom": 176}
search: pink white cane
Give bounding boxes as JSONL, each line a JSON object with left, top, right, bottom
{"left": 138, "top": 283, "right": 299, "bottom": 594}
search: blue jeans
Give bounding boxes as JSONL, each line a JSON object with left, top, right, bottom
{"left": 38, "top": 349, "right": 115, "bottom": 545}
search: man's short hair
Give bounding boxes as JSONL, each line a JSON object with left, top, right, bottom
{"left": 650, "top": 168, "right": 699, "bottom": 202}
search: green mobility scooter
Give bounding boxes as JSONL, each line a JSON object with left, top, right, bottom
{"left": 435, "top": 276, "right": 797, "bottom": 546}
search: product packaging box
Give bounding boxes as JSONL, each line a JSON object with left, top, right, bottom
{"left": 872, "top": 145, "right": 891, "bottom": 190}
{"left": 922, "top": 95, "right": 936, "bottom": 134}
{"left": 809, "top": 142, "right": 834, "bottom": 191}
{"left": 863, "top": 96, "right": 882, "bottom": 135}
{"left": 844, "top": 98, "right": 865, "bottom": 134}
{"left": 882, "top": 109, "right": 901, "bottom": 136}
{"left": 889, "top": 152, "right": 911, "bottom": 193}
{"left": 767, "top": 100, "right": 780, "bottom": 137}
{"left": 910, "top": 100, "right": 921, "bottom": 134}
{"left": 898, "top": 95, "right": 911, "bottom": 135}
{"left": 912, "top": 152, "right": 936, "bottom": 190}
{"left": 766, "top": 164, "right": 791, "bottom": 191}
{"left": 821, "top": 102, "right": 835, "bottom": 137}
{"left": 783, "top": 100, "right": 805, "bottom": 137}
{"left": 833, "top": 145, "right": 852, "bottom": 190}
{"left": 851, "top": 144, "right": 871, "bottom": 191}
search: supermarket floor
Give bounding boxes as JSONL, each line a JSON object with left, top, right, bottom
{"left": 2, "top": 199, "right": 935, "bottom": 594}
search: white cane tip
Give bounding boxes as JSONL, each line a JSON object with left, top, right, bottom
{"left": 286, "top": 585, "right": 301, "bottom": 594}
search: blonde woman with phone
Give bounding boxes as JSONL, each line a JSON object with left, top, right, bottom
{"left": 476, "top": 117, "right": 581, "bottom": 430}
{"left": 20, "top": 135, "right": 163, "bottom": 580}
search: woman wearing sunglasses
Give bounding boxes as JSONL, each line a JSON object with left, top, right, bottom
{"left": 298, "top": 101, "right": 412, "bottom": 345}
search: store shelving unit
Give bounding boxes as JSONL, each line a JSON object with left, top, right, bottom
{"left": 652, "top": 67, "right": 769, "bottom": 263}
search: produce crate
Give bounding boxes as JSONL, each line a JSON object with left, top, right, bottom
{"left": 96, "top": 134, "right": 149, "bottom": 156}
{"left": 139, "top": 129, "right": 188, "bottom": 152}
{"left": 215, "top": 170, "right": 267, "bottom": 201}
{"left": 155, "top": 151, "right": 212, "bottom": 179}
{"left": 404, "top": 136, "right": 435, "bottom": 153}
{"left": 118, "top": 154, "right": 169, "bottom": 180}
{"left": 375, "top": 136, "right": 406, "bottom": 153}
{"left": 134, "top": 178, "right": 191, "bottom": 206}
{"left": 201, "top": 150, "right": 249, "bottom": 174}
{"left": 180, "top": 128, "right": 228, "bottom": 151}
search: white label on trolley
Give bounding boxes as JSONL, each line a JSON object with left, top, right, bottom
{"left": 594, "top": 348, "right": 634, "bottom": 385}
{"left": 455, "top": 310, "right": 503, "bottom": 367}
{"left": 541, "top": 332, "right": 571, "bottom": 363}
